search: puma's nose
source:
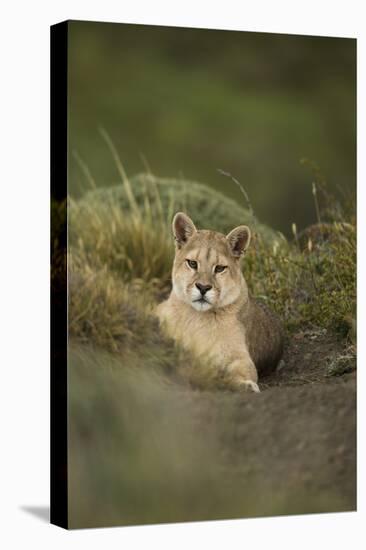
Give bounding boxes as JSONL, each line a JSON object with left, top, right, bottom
{"left": 195, "top": 283, "right": 212, "bottom": 296}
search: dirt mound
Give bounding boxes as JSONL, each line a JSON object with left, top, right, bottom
{"left": 223, "top": 378, "right": 356, "bottom": 512}
{"left": 263, "top": 327, "right": 356, "bottom": 388}
{"left": 237, "top": 328, "right": 357, "bottom": 511}
{"left": 195, "top": 328, "right": 357, "bottom": 515}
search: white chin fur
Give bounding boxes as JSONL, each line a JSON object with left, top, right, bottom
{"left": 191, "top": 300, "right": 213, "bottom": 312}
{"left": 190, "top": 287, "right": 215, "bottom": 311}
{"left": 173, "top": 282, "right": 215, "bottom": 311}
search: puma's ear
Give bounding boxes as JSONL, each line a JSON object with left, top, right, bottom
{"left": 226, "top": 225, "right": 251, "bottom": 257}
{"left": 172, "top": 212, "right": 197, "bottom": 248}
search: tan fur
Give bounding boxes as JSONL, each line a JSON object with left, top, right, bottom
{"left": 156, "top": 213, "right": 284, "bottom": 392}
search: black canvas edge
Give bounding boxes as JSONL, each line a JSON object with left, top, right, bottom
{"left": 50, "top": 20, "right": 68, "bottom": 529}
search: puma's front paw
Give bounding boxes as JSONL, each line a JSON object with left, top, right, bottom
{"left": 239, "top": 380, "right": 261, "bottom": 393}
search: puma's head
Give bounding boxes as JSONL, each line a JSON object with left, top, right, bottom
{"left": 171, "top": 212, "right": 250, "bottom": 312}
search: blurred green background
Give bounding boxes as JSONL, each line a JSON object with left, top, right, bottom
{"left": 68, "top": 21, "right": 356, "bottom": 235}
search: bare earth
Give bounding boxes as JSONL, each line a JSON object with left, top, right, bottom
{"left": 210, "top": 328, "right": 357, "bottom": 514}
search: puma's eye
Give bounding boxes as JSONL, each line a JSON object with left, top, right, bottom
{"left": 186, "top": 259, "right": 198, "bottom": 269}
{"left": 215, "top": 265, "right": 227, "bottom": 273}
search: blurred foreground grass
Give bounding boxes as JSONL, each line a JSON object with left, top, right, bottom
{"left": 68, "top": 345, "right": 352, "bottom": 528}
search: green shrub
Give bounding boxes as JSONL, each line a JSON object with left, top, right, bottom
{"left": 73, "top": 172, "right": 277, "bottom": 238}
{"left": 243, "top": 220, "right": 356, "bottom": 338}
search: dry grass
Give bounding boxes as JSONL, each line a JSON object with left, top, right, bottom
{"left": 69, "top": 190, "right": 174, "bottom": 284}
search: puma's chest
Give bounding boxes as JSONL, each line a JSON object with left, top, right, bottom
{"left": 157, "top": 301, "right": 248, "bottom": 364}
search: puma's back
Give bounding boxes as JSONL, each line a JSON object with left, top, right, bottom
{"left": 242, "top": 298, "right": 284, "bottom": 376}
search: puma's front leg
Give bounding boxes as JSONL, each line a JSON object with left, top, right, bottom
{"left": 224, "top": 356, "right": 260, "bottom": 393}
